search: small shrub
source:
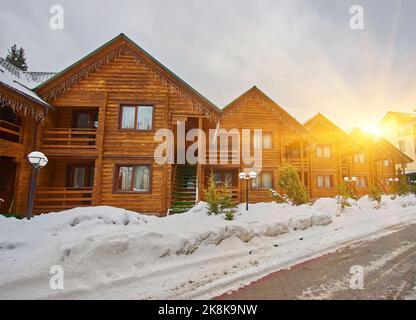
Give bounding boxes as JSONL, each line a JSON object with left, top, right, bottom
{"left": 369, "top": 183, "right": 382, "bottom": 205}
{"left": 277, "top": 163, "right": 309, "bottom": 206}
{"left": 397, "top": 175, "right": 411, "bottom": 196}
{"left": 205, "top": 171, "right": 237, "bottom": 219}
{"left": 338, "top": 181, "right": 351, "bottom": 209}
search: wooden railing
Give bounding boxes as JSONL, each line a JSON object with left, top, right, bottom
{"left": 201, "top": 187, "right": 240, "bottom": 202}
{"left": 41, "top": 128, "right": 97, "bottom": 149}
{"left": 34, "top": 187, "right": 94, "bottom": 212}
{"left": 206, "top": 149, "right": 240, "bottom": 163}
{"left": 286, "top": 158, "right": 308, "bottom": 170}
{"left": 0, "top": 119, "right": 22, "bottom": 142}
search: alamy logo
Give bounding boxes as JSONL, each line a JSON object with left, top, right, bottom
{"left": 349, "top": 5, "right": 364, "bottom": 30}
{"left": 154, "top": 121, "right": 263, "bottom": 171}
{"left": 349, "top": 265, "right": 364, "bottom": 290}
{"left": 49, "top": 265, "right": 64, "bottom": 290}
{"left": 49, "top": 5, "right": 64, "bottom": 30}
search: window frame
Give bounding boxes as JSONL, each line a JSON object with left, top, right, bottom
{"left": 119, "top": 104, "right": 155, "bottom": 131}
{"left": 252, "top": 171, "right": 274, "bottom": 190}
{"left": 316, "top": 145, "right": 332, "bottom": 159}
{"left": 113, "top": 163, "right": 152, "bottom": 194}
{"left": 316, "top": 175, "right": 333, "bottom": 188}
{"left": 252, "top": 132, "right": 273, "bottom": 150}
{"left": 354, "top": 152, "right": 365, "bottom": 164}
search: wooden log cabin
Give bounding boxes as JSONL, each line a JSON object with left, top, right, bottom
{"left": 0, "top": 33, "right": 412, "bottom": 217}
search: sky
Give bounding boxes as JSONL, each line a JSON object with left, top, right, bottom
{"left": 1, "top": 0, "right": 415, "bottom": 131}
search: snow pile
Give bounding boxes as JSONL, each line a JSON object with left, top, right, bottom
{"left": 0, "top": 194, "right": 416, "bottom": 299}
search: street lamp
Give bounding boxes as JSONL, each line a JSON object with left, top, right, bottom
{"left": 239, "top": 171, "right": 257, "bottom": 211}
{"left": 26, "top": 151, "right": 48, "bottom": 220}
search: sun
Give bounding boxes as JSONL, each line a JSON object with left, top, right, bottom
{"left": 362, "top": 124, "right": 382, "bottom": 137}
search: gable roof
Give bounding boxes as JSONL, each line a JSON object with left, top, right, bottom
{"left": 35, "top": 33, "right": 221, "bottom": 118}
{"left": 350, "top": 127, "right": 413, "bottom": 163}
{"left": 304, "top": 113, "right": 357, "bottom": 140}
{"left": 379, "top": 111, "right": 416, "bottom": 124}
{"left": 0, "top": 58, "right": 52, "bottom": 121}
{"left": 222, "top": 86, "right": 308, "bottom": 134}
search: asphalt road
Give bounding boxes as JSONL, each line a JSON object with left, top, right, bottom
{"left": 217, "top": 223, "right": 416, "bottom": 300}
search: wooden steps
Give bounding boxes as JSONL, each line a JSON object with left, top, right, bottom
{"left": 170, "top": 164, "right": 197, "bottom": 214}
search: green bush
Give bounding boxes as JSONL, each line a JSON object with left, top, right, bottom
{"left": 397, "top": 175, "right": 411, "bottom": 196}
{"left": 338, "top": 181, "right": 351, "bottom": 209}
{"left": 277, "top": 163, "right": 308, "bottom": 206}
{"left": 369, "top": 183, "right": 382, "bottom": 206}
{"left": 205, "top": 171, "right": 237, "bottom": 219}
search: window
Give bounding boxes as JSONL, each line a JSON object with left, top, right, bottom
{"left": 354, "top": 153, "right": 365, "bottom": 164}
{"left": 383, "top": 159, "right": 390, "bottom": 167}
{"left": 120, "top": 105, "right": 153, "bottom": 130}
{"left": 115, "top": 165, "right": 151, "bottom": 192}
{"left": 316, "top": 145, "right": 331, "bottom": 158}
{"left": 67, "top": 164, "right": 94, "bottom": 188}
{"left": 399, "top": 140, "right": 406, "bottom": 152}
{"left": 355, "top": 177, "right": 367, "bottom": 188}
{"left": 252, "top": 172, "right": 273, "bottom": 189}
{"left": 212, "top": 171, "right": 236, "bottom": 188}
{"left": 263, "top": 133, "right": 272, "bottom": 149}
{"left": 253, "top": 132, "right": 272, "bottom": 149}
{"left": 317, "top": 175, "right": 333, "bottom": 188}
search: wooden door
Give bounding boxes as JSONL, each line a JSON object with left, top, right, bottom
{"left": 0, "top": 157, "right": 17, "bottom": 213}
{"left": 66, "top": 164, "right": 94, "bottom": 188}
{"left": 72, "top": 109, "right": 98, "bottom": 129}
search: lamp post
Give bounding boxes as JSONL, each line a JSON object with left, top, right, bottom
{"left": 239, "top": 171, "right": 257, "bottom": 211}
{"left": 343, "top": 176, "right": 357, "bottom": 196}
{"left": 26, "top": 151, "right": 48, "bottom": 220}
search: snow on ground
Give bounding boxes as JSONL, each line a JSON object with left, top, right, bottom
{"left": 0, "top": 195, "right": 416, "bottom": 299}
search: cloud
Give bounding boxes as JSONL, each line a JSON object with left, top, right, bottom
{"left": 1, "top": 0, "right": 415, "bottom": 129}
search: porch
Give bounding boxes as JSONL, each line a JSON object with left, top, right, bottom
{"left": 34, "top": 158, "right": 96, "bottom": 214}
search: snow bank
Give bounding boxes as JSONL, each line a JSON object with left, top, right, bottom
{"left": 1, "top": 194, "right": 415, "bottom": 299}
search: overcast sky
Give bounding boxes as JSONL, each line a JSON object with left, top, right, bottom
{"left": 1, "top": 0, "right": 415, "bottom": 130}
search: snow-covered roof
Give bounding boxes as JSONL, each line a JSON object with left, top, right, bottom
{"left": 0, "top": 57, "right": 53, "bottom": 108}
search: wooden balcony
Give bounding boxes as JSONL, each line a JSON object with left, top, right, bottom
{"left": 34, "top": 187, "right": 94, "bottom": 213}
{"left": 41, "top": 128, "right": 98, "bottom": 156}
{"left": 0, "top": 119, "right": 22, "bottom": 143}
{"left": 206, "top": 149, "right": 240, "bottom": 164}
{"left": 286, "top": 158, "right": 309, "bottom": 171}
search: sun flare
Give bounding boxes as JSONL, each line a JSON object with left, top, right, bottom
{"left": 361, "top": 124, "right": 382, "bottom": 137}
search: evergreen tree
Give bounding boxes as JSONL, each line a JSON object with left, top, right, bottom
{"left": 205, "top": 171, "right": 237, "bottom": 219}
{"left": 369, "top": 183, "right": 382, "bottom": 207}
{"left": 277, "top": 163, "right": 308, "bottom": 206}
{"left": 338, "top": 181, "right": 352, "bottom": 209}
{"left": 6, "top": 44, "right": 28, "bottom": 71}
{"left": 397, "top": 174, "right": 410, "bottom": 196}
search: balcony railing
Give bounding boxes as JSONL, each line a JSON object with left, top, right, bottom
{"left": 41, "top": 128, "right": 97, "bottom": 149}
{"left": 0, "top": 119, "right": 22, "bottom": 143}
{"left": 286, "top": 158, "right": 308, "bottom": 170}
{"left": 34, "top": 187, "right": 94, "bottom": 213}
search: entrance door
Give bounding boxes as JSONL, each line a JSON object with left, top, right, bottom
{"left": 0, "top": 157, "right": 17, "bottom": 213}
{"left": 67, "top": 164, "right": 94, "bottom": 188}
{"left": 72, "top": 109, "right": 98, "bottom": 129}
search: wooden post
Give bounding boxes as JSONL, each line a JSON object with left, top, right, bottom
{"left": 300, "top": 140, "right": 305, "bottom": 185}
{"left": 92, "top": 92, "right": 108, "bottom": 205}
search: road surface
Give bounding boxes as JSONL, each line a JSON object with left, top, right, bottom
{"left": 217, "top": 223, "right": 416, "bottom": 300}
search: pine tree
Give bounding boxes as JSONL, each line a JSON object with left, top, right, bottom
{"left": 205, "top": 171, "right": 237, "bottom": 219}
{"left": 278, "top": 163, "right": 308, "bottom": 206}
{"left": 6, "top": 44, "right": 28, "bottom": 71}
{"left": 338, "top": 181, "right": 352, "bottom": 209}
{"left": 369, "top": 183, "right": 382, "bottom": 207}
{"left": 397, "top": 174, "right": 410, "bottom": 196}
{"left": 205, "top": 171, "right": 221, "bottom": 215}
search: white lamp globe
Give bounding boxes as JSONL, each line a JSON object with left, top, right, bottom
{"left": 27, "top": 151, "right": 48, "bottom": 168}
{"left": 394, "top": 178, "right": 399, "bottom": 182}
{"left": 249, "top": 172, "right": 257, "bottom": 179}
{"left": 351, "top": 176, "right": 357, "bottom": 182}
{"left": 239, "top": 172, "right": 247, "bottom": 180}
{"left": 343, "top": 177, "right": 349, "bottom": 182}
{"left": 388, "top": 178, "right": 393, "bottom": 182}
